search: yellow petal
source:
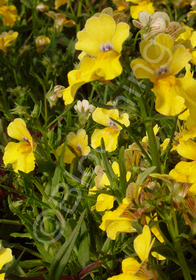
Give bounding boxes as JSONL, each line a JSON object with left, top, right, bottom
{"left": 0, "top": 248, "right": 12, "bottom": 270}
{"left": 151, "top": 251, "right": 166, "bottom": 260}
{"left": 55, "top": 0, "right": 69, "bottom": 9}
{"left": 91, "top": 127, "right": 119, "bottom": 152}
{"left": 0, "top": 5, "right": 17, "bottom": 26}
{"left": 112, "top": 22, "right": 130, "bottom": 53}
{"left": 7, "top": 118, "right": 32, "bottom": 145}
{"left": 76, "top": 30, "right": 100, "bottom": 57}
{"left": 169, "top": 45, "right": 192, "bottom": 75}
{"left": 94, "top": 50, "right": 122, "bottom": 80}
{"left": 190, "top": 31, "right": 196, "bottom": 48}
{"left": 92, "top": 107, "right": 119, "bottom": 127}
{"left": 122, "top": 257, "right": 140, "bottom": 274}
{"left": 152, "top": 76, "right": 185, "bottom": 116}
{"left": 3, "top": 142, "right": 35, "bottom": 173}
{"left": 130, "top": 3, "right": 154, "bottom": 19}
{"left": 140, "top": 34, "right": 173, "bottom": 67}
{"left": 169, "top": 161, "right": 196, "bottom": 184}
{"left": 63, "top": 57, "right": 97, "bottom": 105}
{"left": 134, "top": 225, "right": 153, "bottom": 262}
{"left": 131, "top": 58, "right": 154, "bottom": 81}
{"left": 95, "top": 194, "right": 115, "bottom": 211}
{"left": 177, "top": 139, "right": 196, "bottom": 161}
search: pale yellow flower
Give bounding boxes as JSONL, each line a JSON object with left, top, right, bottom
{"left": 3, "top": 119, "right": 36, "bottom": 173}
{"left": 56, "top": 129, "right": 90, "bottom": 164}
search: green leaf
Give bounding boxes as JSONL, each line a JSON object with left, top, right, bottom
{"left": 78, "top": 221, "right": 90, "bottom": 267}
{"left": 48, "top": 210, "right": 86, "bottom": 280}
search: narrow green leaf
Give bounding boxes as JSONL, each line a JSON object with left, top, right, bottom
{"left": 48, "top": 210, "right": 86, "bottom": 280}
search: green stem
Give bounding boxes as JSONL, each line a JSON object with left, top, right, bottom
{"left": 167, "top": 213, "right": 192, "bottom": 280}
{"left": 0, "top": 219, "right": 21, "bottom": 225}
{"left": 33, "top": 180, "right": 55, "bottom": 210}
{"left": 175, "top": 240, "right": 192, "bottom": 280}
{"left": 145, "top": 120, "right": 161, "bottom": 173}
{"left": 162, "top": 116, "right": 178, "bottom": 173}
{"left": 165, "top": 0, "right": 174, "bottom": 20}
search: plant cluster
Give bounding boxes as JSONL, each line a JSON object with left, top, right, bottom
{"left": 0, "top": 0, "right": 196, "bottom": 279}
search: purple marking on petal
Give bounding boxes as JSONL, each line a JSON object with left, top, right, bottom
{"left": 22, "top": 136, "right": 30, "bottom": 143}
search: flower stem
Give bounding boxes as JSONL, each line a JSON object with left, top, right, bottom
{"left": 145, "top": 120, "right": 161, "bottom": 173}
{"left": 167, "top": 212, "right": 192, "bottom": 280}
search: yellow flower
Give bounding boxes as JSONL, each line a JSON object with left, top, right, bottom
{"left": 35, "top": 35, "right": 50, "bottom": 53}
{"left": 62, "top": 12, "right": 129, "bottom": 105}
{"left": 0, "top": 248, "right": 13, "bottom": 280}
{"left": 0, "top": 2, "right": 18, "bottom": 26}
{"left": 3, "top": 119, "right": 36, "bottom": 173}
{"left": 56, "top": 129, "right": 90, "bottom": 164}
{"left": 91, "top": 107, "right": 130, "bottom": 152}
{"left": 126, "top": 0, "right": 154, "bottom": 19}
{"left": 131, "top": 34, "right": 192, "bottom": 116}
{"left": 0, "top": 30, "right": 18, "bottom": 54}
{"left": 100, "top": 198, "right": 136, "bottom": 240}
{"left": 46, "top": 11, "right": 76, "bottom": 32}
{"left": 107, "top": 225, "right": 155, "bottom": 279}
{"left": 91, "top": 161, "right": 131, "bottom": 211}
{"left": 175, "top": 24, "right": 196, "bottom": 65}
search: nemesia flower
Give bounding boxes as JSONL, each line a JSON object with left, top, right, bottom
{"left": 107, "top": 225, "right": 155, "bottom": 279}
{"left": 90, "top": 161, "right": 131, "bottom": 211}
{"left": 175, "top": 24, "right": 196, "bottom": 65}
{"left": 100, "top": 198, "right": 136, "bottom": 240}
{"left": 74, "top": 100, "right": 95, "bottom": 126}
{"left": 3, "top": 118, "right": 36, "bottom": 173}
{"left": 126, "top": 0, "right": 154, "bottom": 19}
{"left": 133, "top": 11, "right": 185, "bottom": 40}
{"left": 36, "top": 3, "right": 49, "bottom": 12}
{"left": 0, "top": 30, "right": 18, "bottom": 54}
{"left": 131, "top": 33, "right": 192, "bottom": 116}
{"left": 0, "top": 1, "right": 18, "bottom": 26}
{"left": 35, "top": 35, "right": 50, "bottom": 53}
{"left": 56, "top": 129, "right": 90, "bottom": 164}
{"left": 47, "top": 85, "right": 65, "bottom": 108}
{"left": 0, "top": 248, "right": 13, "bottom": 280}
{"left": 91, "top": 107, "right": 130, "bottom": 152}
{"left": 62, "top": 11, "right": 129, "bottom": 105}
{"left": 46, "top": 11, "right": 76, "bottom": 32}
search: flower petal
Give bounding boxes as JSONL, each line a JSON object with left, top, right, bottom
{"left": 96, "top": 194, "right": 115, "bottom": 211}
{"left": 122, "top": 257, "right": 140, "bottom": 275}
{"left": 169, "top": 45, "right": 192, "bottom": 75}
{"left": 134, "top": 225, "right": 152, "bottom": 262}
{"left": 112, "top": 22, "right": 129, "bottom": 53}
{"left": 3, "top": 142, "right": 35, "bottom": 173}
{"left": 152, "top": 76, "right": 186, "bottom": 116}
{"left": 7, "top": 118, "right": 32, "bottom": 145}
{"left": 91, "top": 127, "right": 119, "bottom": 152}
{"left": 131, "top": 58, "right": 155, "bottom": 81}
{"left": 0, "top": 248, "right": 12, "bottom": 270}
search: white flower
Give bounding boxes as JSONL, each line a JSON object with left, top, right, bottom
{"left": 133, "top": 11, "right": 185, "bottom": 40}
{"left": 74, "top": 100, "right": 95, "bottom": 114}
